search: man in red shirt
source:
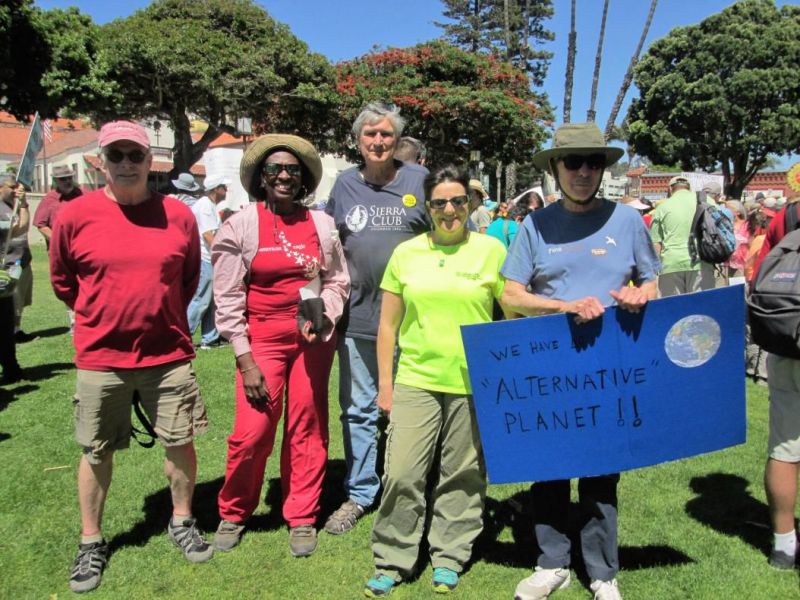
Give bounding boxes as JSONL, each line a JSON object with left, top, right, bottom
{"left": 33, "top": 164, "right": 85, "bottom": 247}
{"left": 34, "top": 164, "right": 86, "bottom": 333}
{"left": 50, "top": 121, "right": 212, "bottom": 593}
{"left": 752, "top": 198, "right": 800, "bottom": 572}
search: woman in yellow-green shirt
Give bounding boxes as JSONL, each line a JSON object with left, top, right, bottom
{"left": 364, "top": 166, "right": 510, "bottom": 597}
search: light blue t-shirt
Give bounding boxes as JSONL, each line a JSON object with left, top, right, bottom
{"left": 501, "top": 200, "right": 660, "bottom": 305}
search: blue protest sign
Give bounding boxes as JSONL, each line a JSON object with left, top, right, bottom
{"left": 461, "top": 286, "right": 746, "bottom": 484}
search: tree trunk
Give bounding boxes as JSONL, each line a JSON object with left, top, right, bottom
{"left": 169, "top": 108, "right": 223, "bottom": 180}
{"left": 495, "top": 160, "right": 503, "bottom": 201}
{"left": 587, "top": 0, "right": 609, "bottom": 122}
{"left": 604, "top": 0, "right": 657, "bottom": 139}
{"left": 563, "top": 0, "right": 577, "bottom": 124}
{"left": 503, "top": 0, "right": 511, "bottom": 61}
{"left": 506, "top": 162, "right": 517, "bottom": 201}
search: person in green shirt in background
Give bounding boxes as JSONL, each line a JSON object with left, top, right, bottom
{"left": 363, "top": 166, "right": 511, "bottom": 597}
{"left": 649, "top": 175, "right": 715, "bottom": 297}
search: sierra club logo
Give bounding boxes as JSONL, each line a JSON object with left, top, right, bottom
{"left": 345, "top": 203, "right": 412, "bottom": 232}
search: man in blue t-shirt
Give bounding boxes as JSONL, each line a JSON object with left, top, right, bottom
{"left": 324, "top": 103, "right": 429, "bottom": 535}
{"left": 501, "top": 122, "right": 659, "bottom": 600}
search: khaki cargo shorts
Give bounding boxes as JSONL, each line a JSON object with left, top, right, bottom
{"left": 73, "top": 360, "right": 208, "bottom": 464}
{"left": 767, "top": 354, "right": 800, "bottom": 462}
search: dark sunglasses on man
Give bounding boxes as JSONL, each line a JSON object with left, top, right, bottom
{"left": 561, "top": 154, "right": 606, "bottom": 171}
{"left": 104, "top": 148, "right": 147, "bottom": 164}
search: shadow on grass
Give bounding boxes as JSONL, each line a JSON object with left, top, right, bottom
{"left": 29, "top": 325, "right": 70, "bottom": 339}
{"left": 685, "top": 472, "right": 772, "bottom": 559}
{"left": 0, "top": 383, "right": 39, "bottom": 413}
{"left": 109, "top": 476, "right": 224, "bottom": 553}
{"left": 22, "top": 361, "right": 74, "bottom": 383}
{"left": 476, "top": 490, "right": 693, "bottom": 577}
{"left": 109, "top": 458, "right": 353, "bottom": 552}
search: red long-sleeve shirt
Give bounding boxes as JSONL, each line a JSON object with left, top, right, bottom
{"left": 50, "top": 189, "right": 200, "bottom": 370}
{"left": 752, "top": 203, "right": 800, "bottom": 279}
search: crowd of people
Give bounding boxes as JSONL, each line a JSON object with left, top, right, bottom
{"left": 1, "top": 104, "right": 798, "bottom": 600}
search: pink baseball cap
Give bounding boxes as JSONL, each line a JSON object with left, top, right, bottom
{"left": 98, "top": 120, "right": 150, "bottom": 149}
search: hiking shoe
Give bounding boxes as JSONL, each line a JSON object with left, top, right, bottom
{"left": 364, "top": 573, "right": 396, "bottom": 597}
{"left": 590, "top": 578, "right": 622, "bottom": 600}
{"left": 213, "top": 519, "right": 245, "bottom": 552}
{"left": 69, "top": 539, "right": 109, "bottom": 593}
{"left": 432, "top": 567, "right": 459, "bottom": 593}
{"left": 289, "top": 525, "right": 318, "bottom": 557}
{"left": 769, "top": 548, "right": 797, "bottom": 570}
{"left": 514, "top": 566, "right": 571, "bottom": 600}
{"left": 324, "top": 499, "right": 365, "bottom": 534}
{"left": 168, "top": 517, "right": 213, "bottom": 563}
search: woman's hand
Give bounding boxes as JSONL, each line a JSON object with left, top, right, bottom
{"left": 377, "top": 384, "right": 393, "bottom": 415}
{"left": 237, "top": 354, "right": 270, "bottom": 406}
{"left": 299, "top": 320, "right": 320, "bottom": 344}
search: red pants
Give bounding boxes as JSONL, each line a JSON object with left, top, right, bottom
{"left": 217, "top": 316, "right": 336, "bottom": 527}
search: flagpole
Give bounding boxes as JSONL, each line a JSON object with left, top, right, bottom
{"left": 42, "top": 129, "right": 48, "bottom": 192}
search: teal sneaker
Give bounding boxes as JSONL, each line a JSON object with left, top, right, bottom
{"left": 432, "top": 567, "right": 459, "bottom": 593}
{"left": 364, "top": 573, "right": 396, "bottom": 597}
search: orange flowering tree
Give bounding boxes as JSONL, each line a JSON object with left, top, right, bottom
{"left": 332, "top": 41, "right": 552, "bottom": 167}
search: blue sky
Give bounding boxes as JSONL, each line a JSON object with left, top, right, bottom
{"left": 34, "top": 0, "right": 794, "bottom": 165}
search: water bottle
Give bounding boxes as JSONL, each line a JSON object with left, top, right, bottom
{"left": 7, "top": 258, "right": 22, "bottom": 280}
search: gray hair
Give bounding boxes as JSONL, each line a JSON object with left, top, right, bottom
{"left": 352, "top": 102, "right": 406, "bottom": 139}
{"left": 394, "top": 136, "right": 427, "bottom": 163}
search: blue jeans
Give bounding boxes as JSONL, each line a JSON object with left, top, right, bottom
{"left": 337, "top": 335, "right": 381, "bottom": 507}
{"left": 186, "top": 260, "right": 218, "bottom": 346}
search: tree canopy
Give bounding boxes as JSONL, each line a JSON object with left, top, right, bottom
{"left": 626, "top": 0, "right": 800, "bottom": 197}
{"left": 436, "top": 0, "right": 554, "bottom": 87}
{"left": 0, "top": 0, "right": 52, "bottom": 119}
{"left": 331, "top": 41, "right": 551, "bottom": 167}
{"left": 97, "top": 0, "right": 335, "bottom": 176}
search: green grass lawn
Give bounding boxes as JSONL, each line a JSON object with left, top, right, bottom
{"left": 1, "top": 245, "right": 797, "bottom": 599}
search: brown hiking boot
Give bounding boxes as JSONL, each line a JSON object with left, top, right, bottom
{"left": 289, "top": 525, "right": 317, "bottom": 557}
{"left": 324, "top": 499, "right": 365, "bottom": 535}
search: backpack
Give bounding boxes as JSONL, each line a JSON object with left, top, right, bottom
{"left": 747, "top": 205, "right": 800, "bottom": 358}
{"left": 688, "top": 191, "right": 736, "bottom": 264}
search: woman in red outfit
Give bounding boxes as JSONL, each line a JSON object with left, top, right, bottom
{"left": 211, "top": 135, "right": 349, "bottom": 557}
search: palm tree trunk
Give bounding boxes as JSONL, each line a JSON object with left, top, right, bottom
{"left": 587, "top": 0, "right": 609, "bottom": 122}
{"left": 563, "top": 0, "right": 577, "bottom": 123}
{"left": 604, "top": 0, "right": 657, "bottom": 139}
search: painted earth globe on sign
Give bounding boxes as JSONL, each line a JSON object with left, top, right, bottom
{"left": 664, "top": 315, "right": 721, "bottom": 368}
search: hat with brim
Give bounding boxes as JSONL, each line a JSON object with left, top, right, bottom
{"left": 469, "top": 179, "right": 489, "bottom": 199}
{"left": 532, "top": 122, "right": 624, "bottom": 171}
{"left": 240, "top": 134, "right": 322, "bottom": 200}
{"left": 172, "top": 173, "right": 200, "bottom": 192}
{"left": 52, "top": 165, "right": 75, "bottom": 179}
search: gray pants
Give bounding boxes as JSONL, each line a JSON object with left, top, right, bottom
{"left": 533, "top": 474, "right": 620, "bottom": 582}
{"left": 657, "top": 266, "right": 715, "bottom": 297}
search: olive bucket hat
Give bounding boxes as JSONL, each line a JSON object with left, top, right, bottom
{"left": 240, "top": 133, "right": 323, "bottom": 201}
{"left": 532, "top": 122, "right": 624, "bottom": 171}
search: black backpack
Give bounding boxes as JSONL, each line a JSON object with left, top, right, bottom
{"left": 689, "top": 191, "right": 736, "bottom": 264}
{"left": 747, "top": 205, "right": 800, "bottom": 358}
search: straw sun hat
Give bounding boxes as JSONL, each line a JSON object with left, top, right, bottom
{"left": 240, "top": 134, "right": 323, "bottom": 201}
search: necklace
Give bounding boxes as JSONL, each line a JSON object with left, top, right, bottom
{"left": 267, "top": 204, "right": 320, "bottom": 279}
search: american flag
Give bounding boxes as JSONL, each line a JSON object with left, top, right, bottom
{"left": 42, "top": 119, "right": 53, "bottom": 143}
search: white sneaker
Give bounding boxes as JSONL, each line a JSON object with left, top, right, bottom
{"left": 590, "top": 578, "right": 622, "bottom": 600}
{"left": 514, "top": 566, "right": 571, "bottom": 600}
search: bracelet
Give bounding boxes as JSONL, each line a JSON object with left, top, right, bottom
{"left": 239, "top": 364, "right": 258, "bottom": 374}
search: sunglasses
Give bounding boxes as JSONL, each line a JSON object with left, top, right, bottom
{"left": 561, "top": 154, "right": 606, "bottom": 171}
{"left": 427, "top": 195, "right": 470, "bottom": 209}
{"left": 104, "top": 148, "right": 147, "bottom": 164}
{"left": 263, "top": 163, "right": 302, "bottom": 177}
